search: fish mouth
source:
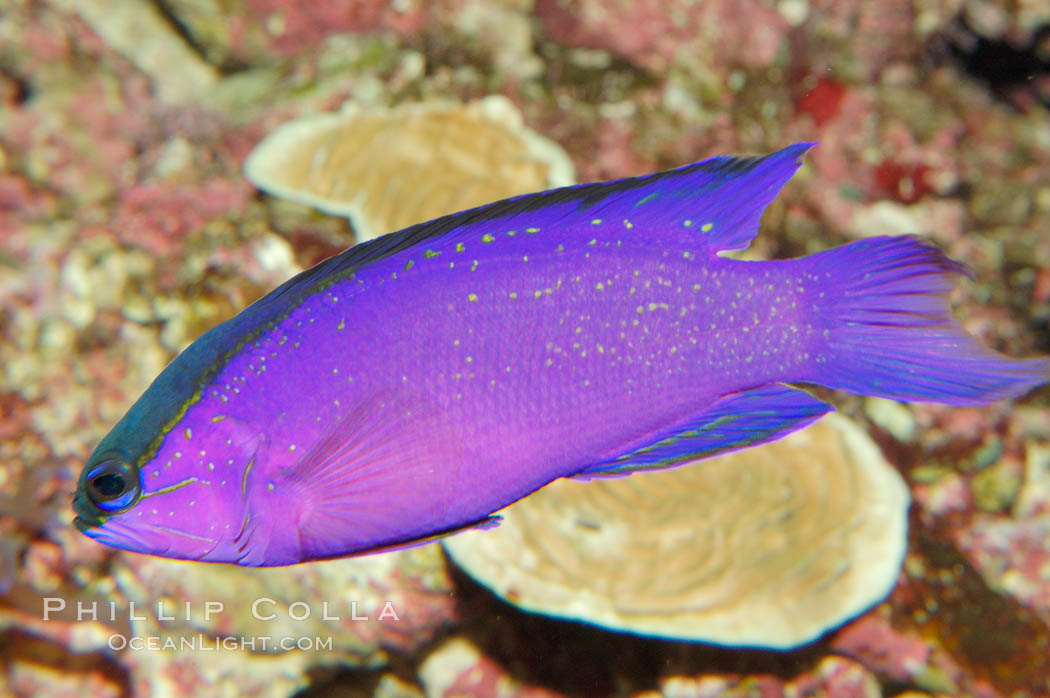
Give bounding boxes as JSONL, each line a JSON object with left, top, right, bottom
{"left": 75, "top": 515, "right": 173, "bottom": 555}
{"left": 71, "top": 492, "right": 154, "bottom": 550}
{"left": 71, "top": 491, "right": 103, "bottom": 530}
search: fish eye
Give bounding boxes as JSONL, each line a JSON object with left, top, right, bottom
{"left": 85, "top": 458, "right": 140, "bottom": 512}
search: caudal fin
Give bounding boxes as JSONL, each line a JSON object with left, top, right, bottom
{"left": 805, "top": 235, "right": 1050, "bottom": 406}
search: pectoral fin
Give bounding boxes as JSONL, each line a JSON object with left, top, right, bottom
{"left": 258, "top": 390, "right": 469, "bottom": 562}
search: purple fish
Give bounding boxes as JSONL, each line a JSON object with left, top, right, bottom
{"left": 73, "top": 144, "right": 1049, "bottom": 565}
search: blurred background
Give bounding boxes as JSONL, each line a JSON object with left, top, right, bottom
{"left": 1, "top": 0, "right": 1049, "bottom": 696}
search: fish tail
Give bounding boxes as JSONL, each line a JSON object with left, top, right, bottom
{"left": 802, "top": 235, "right": 1050, "bottom": 405}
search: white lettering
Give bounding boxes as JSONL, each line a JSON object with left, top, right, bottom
{"left": 42, "top": 597, "right": 65, "bottom": 620}
{"left": 252, "top": 597, "right": 276, "bottom": 621}
{"left": 76, "top": 601, "right": 97, "bottom": 621}
{"left": 156, "top": 600, "right": 174, "bottom": 622}
{"left": 288, "top": 601, "right": 309, "bottom": 621}
{"left": 377, "top": 601, "right": 400, "bottom": 621}
{"left": 204, "top": 601, "right": 224, "bottom": 621}
{"left": 128, "top": 601, "right": 146, "bottom": 622}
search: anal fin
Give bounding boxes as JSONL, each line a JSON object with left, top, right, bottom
{"left": 575, "top": 384, "right": 832, "bottom": 479}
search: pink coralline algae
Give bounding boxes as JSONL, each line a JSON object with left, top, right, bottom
{"left": 107, "top": 179, "right": 253, "bottom": 257}
{"left": 802, "top": 0, "right": 925, "bottom": 79}
{"left": 831, "top": 616, "right": 944, "bottom": 687}
{"left": 956, "top": 515, "right": 1050, "bottom": 623}
{"left": 236, "top": 0, "right": 427, "bottom": 57}
{"left": 535, "top": 0, "right": 788, "bottom": 72}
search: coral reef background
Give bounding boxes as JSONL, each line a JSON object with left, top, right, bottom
{"left": 1, "top": 0, "right": 1049, "bottom": 696}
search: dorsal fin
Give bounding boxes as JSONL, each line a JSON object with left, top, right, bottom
{"left": 273, "top": 142, "right": 815, "bottom": 294}
{"left": 182, "top": 143, "right": 817, "bottom": 369}
{"left": 250, "top": 142, "right": 816, "bottom": 316}
{"left": 96, "top": 144, "right": 814, "bottom": 474}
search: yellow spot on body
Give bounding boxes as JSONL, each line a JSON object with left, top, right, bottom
{"left": 588, "top": 238, "right": 597, "bottom": 246}
{"left": 211, "top": 415, "right": 225, "bottom": 423}
{"left": 241, "top": 457, "right": 254, "bottom": 497}
{"left": 471, "top": 259, "right": 479, "bottom": 271}
{"left": 456, "top": 242, "right": 465, "bottom": 253}
{"left": 683, "top": 251, "right": 693, "bottom": 260}
{"left": 289, "top": 445, "right": 296, "bottom": 451}
{"left": 404, "top": 260, "right": 414, "bottom": 271}
{"left": 482, "top": 234, "right": 494, "bottom": 243}
{"left": 591, "top": 219, "right": 602, "bottom": 225}
{"left": 337, "top": 318, "right": 345, "bottom": 330}
{"left": 595, "top": 282, "right": 604, "bottom": 291}
{"left": 184, "top": 428, "right": 192, "bottom": 440}
{"left": 623, "top": 219, "right": 633, "bottom": 229}
{"left": 332, "top": 368, "right": 338, "bottom": 375}
{"left": 684, "top": 219, "right": 693, "bottom": 227}
{"left": 545, "top": 358, "right": 553, "bottom": 367}
{"left": 636, "top": 306, "right": 644, "bottom": 314}
{"left": 534, "top": 290, "right": 543, "bottom": 299}
{"left": 526, "top": 227, "right": 540, "bottom": 233}
{"left": 523, "top": 255, "right": 529, "bottom": 262}
{"left": 468, "top": 293, "right": 478, "bottom": 302}
{"left": 425, "top": 249, "right": 441, "bottom": 258}
{"left": 509, "top": 292, "right": 518, "bottom": 299}
{"left": 701, "top": 222, "right": 714, "bottom": 232}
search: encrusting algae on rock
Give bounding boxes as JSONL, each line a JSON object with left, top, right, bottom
{"left": 72, "top": 143, "right": 1050, "bottom": 566}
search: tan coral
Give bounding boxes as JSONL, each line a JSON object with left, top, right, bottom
{"left": 244, "top": 96, "right": 574, "bottom": 242}
{"left": 442, "top": 413, "right": 910, "bottom": 649}
{"left": 49, "top": 0, "right": 218, "bottom": 104}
